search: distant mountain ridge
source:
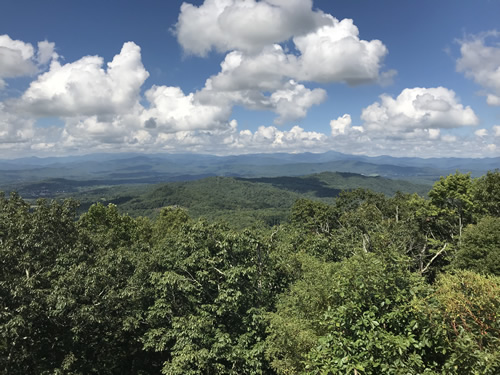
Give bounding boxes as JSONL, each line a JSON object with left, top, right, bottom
{"left": 2, "top": 150, "right": 497, "bottom": 170}
{"left": 0, "top": 151, "right": 497, "bottom": 190}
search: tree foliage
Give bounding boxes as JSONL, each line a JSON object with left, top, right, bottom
{"left": 452, "top": 217, "right": 500, "bottom": 276}
{"left": 1, "top": 170, "right": 499, "bottom": 374}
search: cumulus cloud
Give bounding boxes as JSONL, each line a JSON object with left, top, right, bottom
{"left": 196, "top": 12, "right": 390, "bottom": 124}
{"left": 330, "top": 114, "right": 364, "bottom": 136}
{"left": 457, "top": 31, "right": 500, "bottom": 106}
{"left": 0, "top": 34, "right": 37, "bottom": 88}
{"left": 2, "top": 10, "right": 492, "bottom": 159}
{"left": 269, "top": 81, "right": 326, "bottom": 124}
{"left": 487, "top": 94, "right": 500, "bottom": 106}
{"left": 175, "top": 0, "right": 392, "bottom": 123}
{"left": 4, "top": 38, "right": 243, "bottom": 149}
{"left": 149, "top": 119, "right": 240, "bottom": 153}
{"left": 294, "top": 18, "right": 389, "bottom": 85}
{"left": 474, "top": 128, "right": 488, "bottom": 137}
{"left": 494, "top": 125, "right": 500, "bottom": 137}
{"left": 175, "top": 0, "right": 329, "bottom": 56}
{"left": 360, "top": 87, "right": 479, "bottom": 137}
{"left": 176, "top": 0, "right": 390, "bottom": 86}
{"left": 441, "top": 134, "right": 457, "bottom": 143}
{"left": 206, "top": 45, "right": 296, "bottom": 92}
{"left": 201, "top": 16, "right": 390, "bottom": 88}
{"left": 200, "top": 50, "right": 327, "bottom": 124}
{"left": 237, "top": 124, "right": 327, "bottom": 152}
{"left": 0, "top": 35, "right": 58, "bottom": 89}
{"left": 63, "top": 113, "right": 143, "bottom": 145}
{"left": 142, "top": 85, "right": 232, "bottom": 132}
{"left": 19, "top": 42, "right": 149, "bottom": 117}
{"left": 378, "top": 69, "right": 398, "bottom": 87}
{"left": 317, "top": 87, "right": 488, "bottom": 157}
{"left": 36, "top": 40, "right": 58, "bottom": 65}
{"left": 428, "top": 129, "right": 441, "bottom": 140}
{"left": 120, "top": 121, "right": 329, "bottom": 155}
{"left": 0, "top": 102, "right": 35, "bottom": 143}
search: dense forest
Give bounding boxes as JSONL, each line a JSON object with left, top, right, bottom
{"left": 17, "top": 171, "right": 430, "bottom": 229}
{"left": 1, "top": 171, "right": 499, "bottom": 374}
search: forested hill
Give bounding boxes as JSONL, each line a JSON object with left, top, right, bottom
{"left": 240, "top": 171, "right": 430, "bottom": 196}
{"left": 58, "top": 171, "right": 430, "bottom": 227}
{"left": 1, "top": 170, "right": 499, "bottom": 374}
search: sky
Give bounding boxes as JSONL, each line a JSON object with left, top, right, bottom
{"left": 1, "top": 0, "right": 500, "bottom": 158}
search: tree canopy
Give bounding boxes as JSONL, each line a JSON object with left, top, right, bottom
{"left": 1, "top": 170, "right": 499, "bottom": 374}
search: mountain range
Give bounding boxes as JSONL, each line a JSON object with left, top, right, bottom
{"left": 1, "top": 151, "right": 497, "bottom": 191}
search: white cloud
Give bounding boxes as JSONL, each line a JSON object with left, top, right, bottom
{"left": 474, "top": 128, "right": 488, "bottom": 137}
{"left": 487, "top": 94, "right": 500, "bottom": 106}
{"left": 330, "top": 114, "right": 352, "bottom": 136}
{"left": 457, "top": 31, "right": 500, "bottom": 106}
{"left": 330, "top": 114, "right": 363, "bottom": 136}
{"left": 197, "top": 14, "right": 390, "bottom": 124}
{"left": 206, "top": 46, "right": 297, "bottom": 92}
{"left": 142, "top": 85, "right": 232, "bottom": 132}
{"left": 236, "top": 124, "right": 327, "bottom": 152}
{"left": 175, "top": 0, "right": 329, "bottom": 56}
{"left": 19, "top": 42, "right": 149, "bottom": 117}
{"left": 63, "top": 113, "right": 142, "bottom": 145}
{"left": 130, "top": 121, "right": 329, "bottom": 155}
{"left": 0, "top": 102, "right": 35, "bottom": 143}
{"left": 0, "top": 34, "right": 37, "bottom": 88}
{"left": 441, "top": 134, "right": 457, "bottom": 143}
{"left": 428, "top": 129, "right": 441, "bottom": 139}
{"left": 0, "top": 35, "right": 58, "bottom": 89}
{"left": 1, "top": 18, "right": 494, "bottom": 159}
{"left": 150, "top": 120, "right": 240, "bottom": 153}
{"left": 378, "top": 69, "right": 398, "bottom": 87}
{"left": 54, "top": 80, "right": 237, "bottom": 148}
{"left": 200, "top": 15, "right": 390, "bottom": 90}
{"left": 269, "top": 80, "right": 326, "bottom": 124}
{"left": 175, "top": 0, "right": 392, "bottom": 125}
{"left": 37, "top": 40, "right": 58, "bottom": 65}
{"left": 294, "top": 18, "right": 389, "bottom": 85}
{"left": 199, "top": 49, "right": 327, "bottom": 124}
{"left": 360, "top": 87, "right": 479, "bottom": 137}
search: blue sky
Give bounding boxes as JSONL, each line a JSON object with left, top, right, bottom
{"left": 1, "top": 0, "right": 500, "bottom": 158}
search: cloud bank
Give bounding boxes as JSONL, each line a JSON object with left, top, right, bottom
{"left": 0, "top": 1, "right": 495, "bottom": 158}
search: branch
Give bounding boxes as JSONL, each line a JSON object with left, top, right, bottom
{"left": 270, "top": 227, "right": 280, "bottom": 242}
{"left": 212, "top": 266, "right": 225, "bottom": 276}
{"left": 362, "top": 233, "right": 370, "bottom": 253}
{"left": 421, "top": 243, "right": 447, "bottom": 274}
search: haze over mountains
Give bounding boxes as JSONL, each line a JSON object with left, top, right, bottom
{"left": 0, "top": 151, "right": 498, "bottom": 191}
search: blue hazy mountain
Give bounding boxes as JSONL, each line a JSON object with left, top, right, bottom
{"left": 0, "top": 152, "right": 497, "bottom": 190}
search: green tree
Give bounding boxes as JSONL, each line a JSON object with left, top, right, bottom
{"left": 0, "top": 194, "right": 80, "bottom": 374}
{"left": 426, "top": 270, "right": 500, "bottom": 374}
{"left": 290, "top": 198, "right": 339, "bottom": 236}
{"left": 472, "top": 170, "right": 500, "bottom": 217}
{"left": 141, "top": 219, "right": 275, "bottom": 374}
{"left": 452, "top": 217, "right": 500, "bottom": 276}
{"left": 401, "top": 193, "right": 452, "bottom": 277}
{"left": 266, "top": 252, "right": 442, "bottom": 374}
{"left": 428, "top": 171, "right": 474, "bottom": 241}
{"left": 40, "top": 203, "right": 161, "bottom": 374}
